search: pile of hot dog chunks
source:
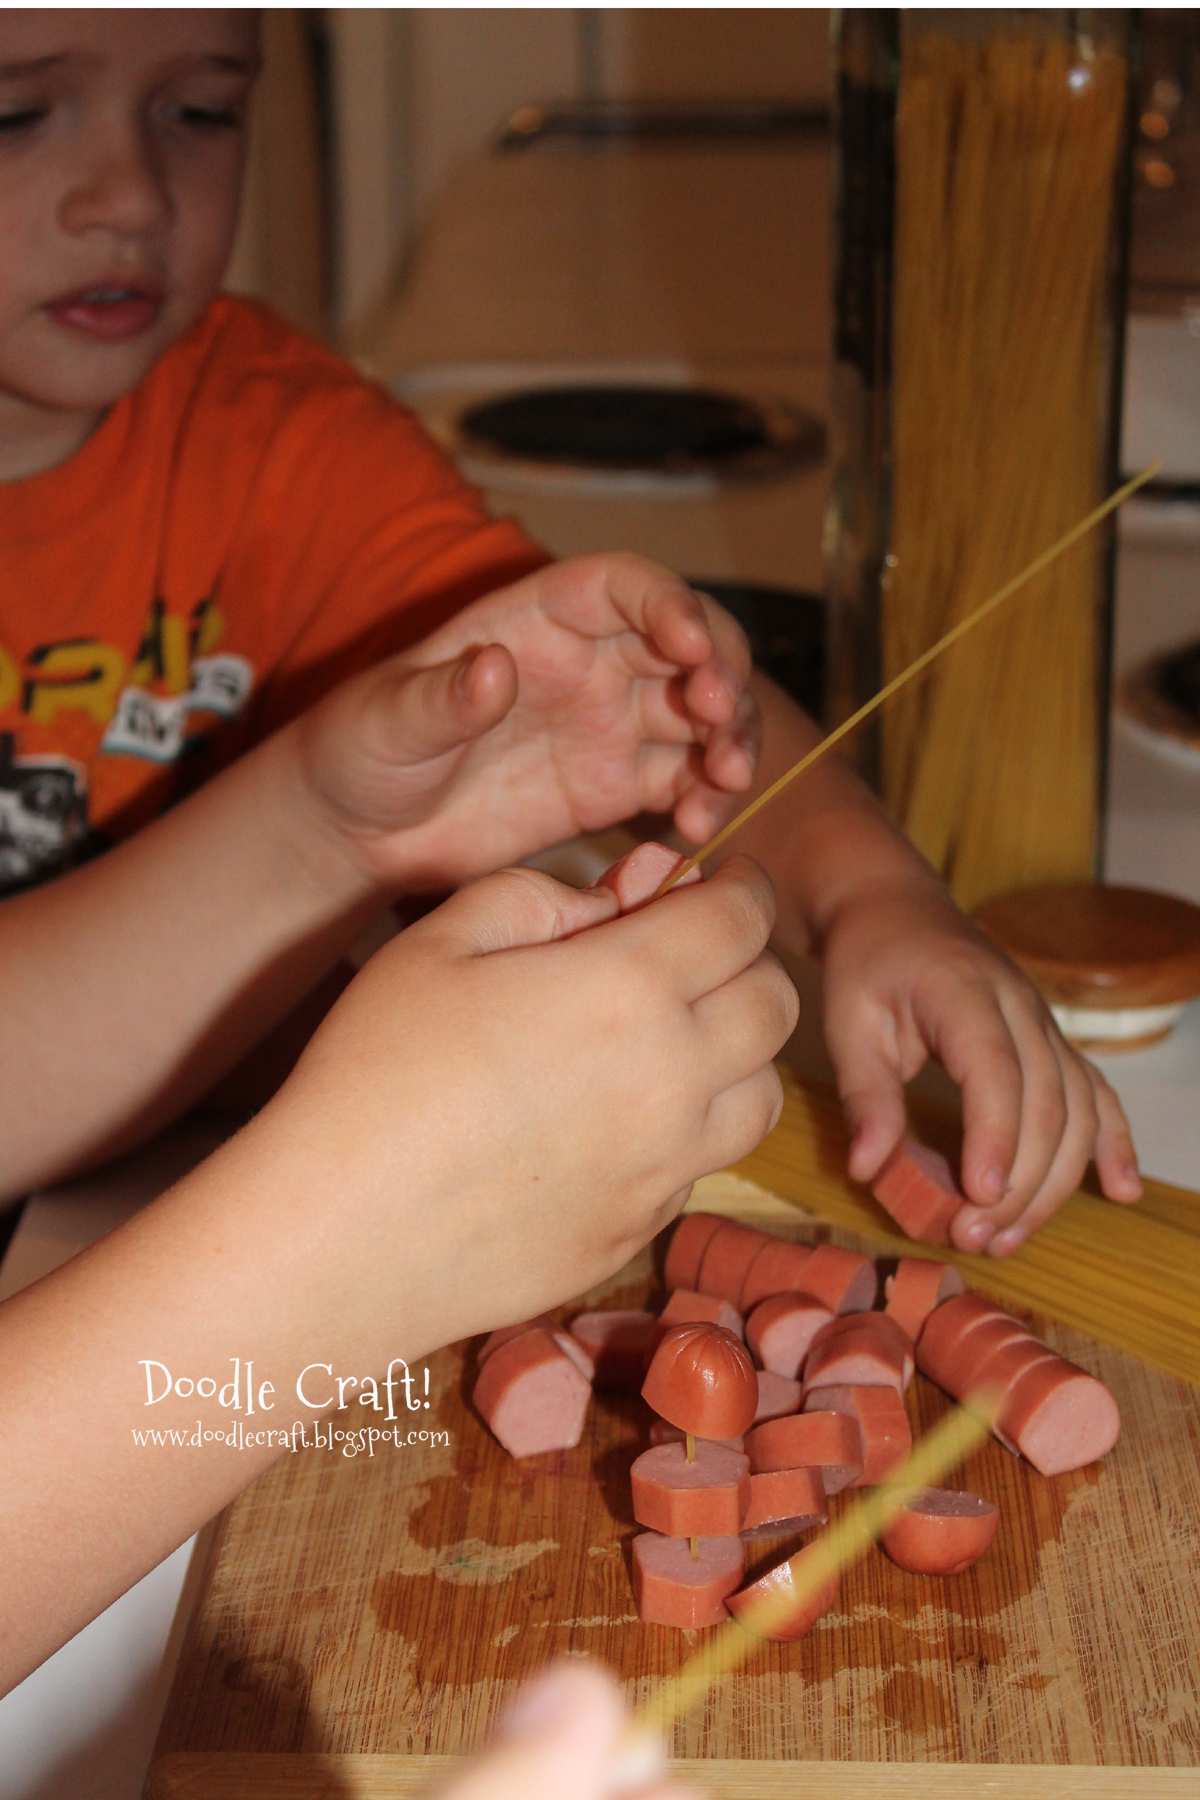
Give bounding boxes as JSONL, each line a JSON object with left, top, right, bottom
{"left": 473, "top": 1182, "right": 1121, "bottom": 1638}
{"left": 473, "top": 846, "right": 1120, "bottom": 1636}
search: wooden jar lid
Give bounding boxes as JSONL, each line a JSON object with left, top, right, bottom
{"left": 973, "top": 883, "right": 1200, "bottom": 1008}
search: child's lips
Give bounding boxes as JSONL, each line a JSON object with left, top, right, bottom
{"left": 45, "top": 284, "right": 164, "bottom": 341}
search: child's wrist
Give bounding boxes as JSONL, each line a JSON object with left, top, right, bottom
{"left": 265, "top": 724, "right": 396, "bottom": 920}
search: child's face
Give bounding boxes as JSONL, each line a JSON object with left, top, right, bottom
{"left": 0, "top": 9, "right": 258, "bottom": 426}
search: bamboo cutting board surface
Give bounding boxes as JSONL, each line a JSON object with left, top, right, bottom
{"left": 150, "top": 1169, "right": 1200, "bottom": 1797}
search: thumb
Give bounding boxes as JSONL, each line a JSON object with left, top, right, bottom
{"left": 430, "top": 865, "right": 620, "bottom": 957}
{"left": 362, "top": 644, "right": 518, "bottom": 767}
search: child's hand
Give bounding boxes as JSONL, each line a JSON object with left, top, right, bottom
{"left": 819, "top": 872, "right": 1142, "bottom": 1257}
{"left": 428, "top": 1662, "right": 687, "bottom": 1800}
{"left": 263, "top": 853, "right": 797, "bottom": 1347}
{"left": 295, "top": 555, "right": 758, "bottom": 889}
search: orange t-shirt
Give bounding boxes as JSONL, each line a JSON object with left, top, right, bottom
{"left": 0, "top": 296, "right": 544, "bottom": 890}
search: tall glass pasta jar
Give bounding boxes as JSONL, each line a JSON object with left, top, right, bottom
{"left": 826, "top": 10, "right": 1135, "bottom": 913}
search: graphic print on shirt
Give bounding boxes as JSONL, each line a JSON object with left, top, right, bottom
{"left": 0, "top": 594, "right": 254, "bottom": 890}
{"left": 0, "top": 733, "right": 87, "bottom": 889}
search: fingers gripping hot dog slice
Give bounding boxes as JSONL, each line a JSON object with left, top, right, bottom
{"left": 881, "top": 1488, "right": 999, "bottom": 1576}
{"left": 473, "top": 1329, "right": 592, "bottom": 1459}
{"left": 872, "top": 1140, "right": 964, "bottom": 1245}
{"left": 884, "top": 1258, "right": 965, "bottom": 1345}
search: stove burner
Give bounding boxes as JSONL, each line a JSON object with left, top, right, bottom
{"left": 458, "top": 385, "right": 825, "bottom": 476}
{"left": 1156, "top": 639, "right": 1200, "bottom": 725}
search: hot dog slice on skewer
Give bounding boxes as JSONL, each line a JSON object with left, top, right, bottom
{"left": 632, "top": 1532, "right": 745, "bottom": 1628}
{"left": 649, "top": 1418, "right": 745, "bottom": 1452}
{"left": 642, "top": 1322, "right": 759, "bottom": 1441}
{"left": 473, "top": 1329, "right": 592, "bottom": 1459}
{"left": 881, "top": 1488, "right": 999, "bottom": 1575}
{"left": 630, "top": 1441, "right": 751, "bottom": 1537}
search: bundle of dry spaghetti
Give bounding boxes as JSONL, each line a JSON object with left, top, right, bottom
{"left": 884, "top": 27, "right": 1127, "bottom": 911}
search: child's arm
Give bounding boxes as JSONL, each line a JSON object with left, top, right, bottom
{"left": 0, "top": 857, "right": 796, "bottom": 1690}
{"left": 720, "top": 672, "right": 1142, "bottom": 1256}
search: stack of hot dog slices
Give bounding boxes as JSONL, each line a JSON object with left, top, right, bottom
{"left": 470, "top": 1208, "right": 1120, "bottom": 1640}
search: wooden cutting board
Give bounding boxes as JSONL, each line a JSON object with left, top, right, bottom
{"left": 148, "top": 1177, "right": 1200, "bottom": 1798}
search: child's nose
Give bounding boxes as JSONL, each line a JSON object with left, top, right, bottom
{"left": 58, "top": 120, "right": 172, "bottom": 242}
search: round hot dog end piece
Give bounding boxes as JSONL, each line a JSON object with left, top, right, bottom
{"left": 873, "top": 1139, "right": 963, "bottom": 1245}
{"left": 630, "top": 1441, "right": 751, "bottom": 1537}
{"left": 473, "top": 1328, "right": 592, "bottom": 1459}
{"left": 664, "top": 1213, "right": 725, "bottom": 1293}
{"left": 881, "top": 1487, "right": 999, "bottom": 1576}
{"left": 999, "top": 1363, "right": 1121, "bottom": 1475}
{"left": 727, "top": 1540, "right": 840, "bottom": 1640}
{"left": 632, "top": 1531, "right": 745, "bottom": 1628}
{"left": 642, "top": 1322, "right": 759, "bottom": 1441}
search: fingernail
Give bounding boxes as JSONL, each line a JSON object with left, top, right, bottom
{"left": 990, "top": 1227, "right": 1025, "bottom": 1257}
{"left": 454, "top": 647, "right": 480, "bottom": 694}
{"left": 717, "top": 663, "right": 741, "bottom": 703}
{"left": 979, "top": 1165, "right": 1005, "bottom": 1200}
{"left": 962, "top": 1219, "right": 995, "bottom": 1250}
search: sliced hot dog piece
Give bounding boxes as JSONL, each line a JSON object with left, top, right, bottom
{"left": 649, "top": 1418, "right": 745, "bottom": 1452}
{"left": 632, "top": 1531, "right": 745, "bottom": 1628}
{"left": 746, "top": 1293, "right": 834, "bottom": 1379}
{"left": 595, "top": 840, "right": 701, "bottom": 913}
{"left": 739, "top": 1238, "right": 814, "bottom": 1312}
{"left": 569, "top": 1310, "right": 658, "bottom": 1393}
{"left": 658, "top": 1287, "right": 744, "bottom": 1340}
{"left": 798, "top": 1243, "right": 877, "bottom": 1314}
{"left": 726, "top": 1540, "right": 840, "bottom": 1640}
{"left": 697, "top": 1221, "right": 770, "bottom": 1305}
{"left": 754, "top": 1369, "right": 802, "bottom": 1424}
{"left": 473, "top": 1328, "right": 592, "bottom": 1459}
{"left": 745, "top": 1411, "right": 864, "bottom": 1493}
{"left": 479, "top": 1317, "right": 594, "bottom": 1382}
{"left": 916, "top": 1294, "right": 1015, "bottom": 1390}
{"left": 881, "top": 1487, "right": 999, "bottom": 1575}
{"left": 884, "top": 1258, "right": 965, "bottom": 1344}
{"left": 872, "top": 1139, "right": 963, "bottom": 1245}
{"left": 664, "top": 1213, "right": 725, "bottom": 1293}
{"left": 642, "top": 1322, "right": 759, "bottom": 1441}
{"left": 802, "top": 1319, "right": 910, "bottom": 1399}
{"left": 630, "top": 1441, "right": 751, "bottom": 1537}
{"left": 741, "top": 1466, "right": 827, "bottom": 1538}
{"left": 803, "top": 1383, "right": 912, "bottom": 1486}
{"left": 805, "top": 1311, "right": 915, "bottom": 1390}
{"left": 995, "top": 1357, "right": 1121, "bottom": 1475}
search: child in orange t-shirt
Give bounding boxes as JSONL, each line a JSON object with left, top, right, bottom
{"left": 0, "top": 10, "right": 1140, "bottom": 1252}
